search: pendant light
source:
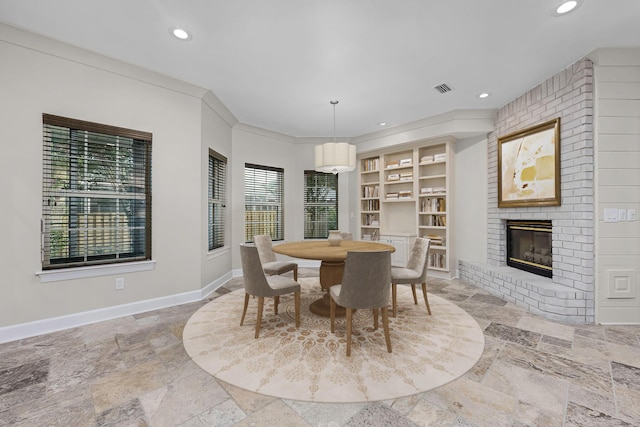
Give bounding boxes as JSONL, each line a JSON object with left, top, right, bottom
{"left": 314, "top": 100, "right": 356, "bottom": 174}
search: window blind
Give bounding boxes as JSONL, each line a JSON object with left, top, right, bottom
{"left": 208, "top": 150, "right": 227, "bottom": 250}
{"left": 304, "top": 171, "right": 338, "bottom": 239}
{"left": 42, "top": 114, "right": 152, "bottom": 269}
{"left": 244, "top": 163, "right": 284, "bottom": 242}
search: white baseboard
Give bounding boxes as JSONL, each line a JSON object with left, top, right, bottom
{"left": 0, "top": 271, "right": 234, "bottom": 344}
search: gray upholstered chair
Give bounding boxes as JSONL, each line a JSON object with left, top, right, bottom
{"left": 239, "top": 244, "right": 301, "bottom": 338}
{"left": 391, "top": 237, "right": 431, "bottom": 317}
{"left": 253, "top": 234, "right": 298, "bottom": 281}
{"left": 329, "top": 251, "right": 392, "bottom": 356}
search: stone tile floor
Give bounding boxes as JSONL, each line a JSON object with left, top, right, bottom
{"left": 1, "top": 268, "right": 639, "bottom": 426}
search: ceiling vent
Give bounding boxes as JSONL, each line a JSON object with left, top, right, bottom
{"left": 433, "top": 83, "right": 453, "bottom": 94}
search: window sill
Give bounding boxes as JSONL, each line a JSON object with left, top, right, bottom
{"left": 207, "top": 246, "right": 230, "bottom": 260}
{"left": 35, "top": 260, "right": 156, "bottom": 283}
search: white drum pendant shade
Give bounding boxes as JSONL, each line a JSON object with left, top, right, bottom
{"left": 315, "top": 142, "right": 356, "bottom": 174}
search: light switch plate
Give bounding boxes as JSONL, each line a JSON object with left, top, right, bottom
{"left": 628, "top": 209, "right": 636, "bottom": 221}
{"left": 619, "top": 209, "right": 627, "bottom": 221}
{"left": 604, "top": 208, "right": 618, "bottom": 223}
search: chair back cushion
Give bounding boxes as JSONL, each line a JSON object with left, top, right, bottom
{"left": 239, "top": 244, "right": 272, "bottom": 296}
{"left": 336, "top": 251, "right": 391, "bottom": 309}
{"left": 253, "top": 234, "right": 278, "bottom": 263}
{"left": 406, "top": 237, "right": 431, "bottom": 278}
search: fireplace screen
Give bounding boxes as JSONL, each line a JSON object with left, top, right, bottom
{"left": 506, "top": 220, "right": 552, "bottom": 278}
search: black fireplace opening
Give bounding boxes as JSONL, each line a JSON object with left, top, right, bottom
{"left": 506, "top": 220, "right": 552, "bottom": 278}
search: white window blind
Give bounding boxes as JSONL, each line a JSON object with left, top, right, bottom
{"left": 304, "top": 170, "right": 338, "bottom": 239}
{"left": 42, "top": 114, "right": 152, "bottom": 269}
{"left": 208, "top": 150, "right": 227, "bottom": 250}
{"left": 244, "top": 163, "right": 284, "bottom": 242}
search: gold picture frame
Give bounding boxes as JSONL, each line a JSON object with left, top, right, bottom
{"left": 498, "top": 118, "right": 561, "bottom": 208}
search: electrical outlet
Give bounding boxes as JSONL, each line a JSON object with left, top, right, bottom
{"left": 115, "top": 278, "right": 125, "bottom": 290}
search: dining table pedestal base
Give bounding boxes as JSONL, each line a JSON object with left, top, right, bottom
{"left": 310, "top": 260, "right": 347, "bottom": 317}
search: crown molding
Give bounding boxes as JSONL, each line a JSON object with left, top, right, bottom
{"left": 0, "top": 22, "right": 209, "bottom": 99}
{"left": 352, "top": 109, "right": 496, "bottom": 154}
{"left": 232, "top": 122, "right": 296, "bottom": 143}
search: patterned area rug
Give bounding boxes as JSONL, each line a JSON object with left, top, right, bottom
{"left": 183, "top": 278, "right": 484, "bottom": 403}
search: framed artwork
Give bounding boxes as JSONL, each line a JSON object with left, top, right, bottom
{"left": 498, "top": 118, "right": 561, "bottom": 207}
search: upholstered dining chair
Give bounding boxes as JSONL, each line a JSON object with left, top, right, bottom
{"left": 329, "top": 251, "right": 392, "bottom": 356}
{"left": 239, "top": 244, "right": 301, "bottom": 338}
{"left": 253, "top": 234, "right": 298, "bottom": 281}
{"left": 391, "top": 237, "right": 431, "bottom": 317}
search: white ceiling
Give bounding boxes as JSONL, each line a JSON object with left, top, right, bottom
{"left": 2, "top": 0, "right": 640, "bottom": 138}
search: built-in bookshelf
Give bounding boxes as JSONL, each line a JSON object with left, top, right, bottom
{"left": 359, "top": 156, "right": 381, "bottom": 241}
{"left": 358, "top": 138, "right": 454, "bottom": 277}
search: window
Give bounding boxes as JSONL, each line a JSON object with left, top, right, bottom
{"left": 208, "top": 150, "right": 227, "bottom": 250}
{"left": 304, "top": 171, "right": 338, "bottom": 239}
{"left": 244, "top": 164, "right": 284, "bottom": 242}
{"left": 42, "top": 114, "right": 152, "bottom": 269}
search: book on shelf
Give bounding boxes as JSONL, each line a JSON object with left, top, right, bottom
{"left": 420, "top": 197, "right": 446, "bottom": 212}
{"left": 398, "top": 190, "right": 412, "bottom": 199}
{"left": 399, "top": 158, "right": 412, "bottom": 166}
{"left": 386, "top": 192, "right": 399, "bottom": 199}
{"left": 362, "top": 185, "right": 380, "bottom": 198}
{"left": 399, "top": 172, "right": 413, "bottom": 180}
{"left": 434, "top": 153, "right": 446, "bottom": 162}
{"left": 362, "top": 158, "right": 379, "bottom": 172}
{"left": 420, "top": 187, "right": 433, "bottom": 194}
{"left": 386, "top": 161, "right": 399, "bottom": 169}
{"left": 387, "top": 173, "right": 400, "bottom": 181}
{"left": 420, "top": 155, "right": 434, "bottom": 163}
{"left": 428, "top": 252, "right": 446, "bottom": 269}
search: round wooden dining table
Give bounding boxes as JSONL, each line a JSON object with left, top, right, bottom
{"left": 272, "top": 240, "right": 395, "bottom": 317}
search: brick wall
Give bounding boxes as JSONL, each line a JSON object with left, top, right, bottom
{"left": 460, "top": 58, "right": 595, "bottom": 323}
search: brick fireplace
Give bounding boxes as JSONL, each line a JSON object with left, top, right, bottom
{"left": 459, "top": 58, "right": 595, "bottom": 323}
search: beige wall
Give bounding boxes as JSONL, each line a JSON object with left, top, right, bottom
{"left": 0, "top": 24, "right": 232, "bottom": 331}
{"left": 591, "top": 48, "right": 640, "bottom": 323}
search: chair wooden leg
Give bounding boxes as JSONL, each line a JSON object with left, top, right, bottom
{"left": 373, "top": 308, "right": 379, "bottom": 330}
{"left": 411, "top": 284, "right": 418, "bottom": 304}
{"left": 240, "top": 293, "right": 250, "bottom": 326}
{"left": 422, "top": 283, "right": 432, "bottom": 315}
{"left": 392, "top": 284, "right": 397, "bottom": 317}
{"left": 294, "top": 291, "right": 300, "bottom": 328}
{"left": 381, "top": 306, "right": 392, "bottom": 353}
{"left": 330, "top": 295, "right": 336, "bottom": 333}
{"left": 293, "top": 267, "right": 298, "bottom": 281}
{"left": 273, "top": 295, "right": 280, "bottom": 315}
{"left": 255, "top": 297, "right": 265, "bottom": 339}
{"left": 346, "top": 308, "right": 353, "bottom": 357}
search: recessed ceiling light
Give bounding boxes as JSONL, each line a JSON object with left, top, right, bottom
{"left": 170, "top": 27, "right": 192, "bottom": 41}
{"left": 378, "top": 122, "right": 387, "bottom": 126}
{"left": 477, "top": 92, "right": 490, "bottom": 99}
{"left": 554, "top": 0, "right": 582, "bottom": 15}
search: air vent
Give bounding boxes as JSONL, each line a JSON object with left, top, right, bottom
{"left": 433, "top": 83, "right": 453, "bottom": 94}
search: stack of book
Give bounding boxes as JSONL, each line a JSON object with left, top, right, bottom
{"left": 399, "top": 172, "right": 413, "bottom": 181}
{"left": 425, "top": 234, "right": 444, "bottom": 246}
{"left": 398, "top": 190, "right": 412, "bottom": 199}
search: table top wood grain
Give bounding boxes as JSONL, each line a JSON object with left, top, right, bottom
{"left": 272, "top": 240, "right": 395, "bottom": 262}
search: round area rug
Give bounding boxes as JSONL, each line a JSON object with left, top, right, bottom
{"left": 183, "top": 278, "right": 484, "bottom": 403}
